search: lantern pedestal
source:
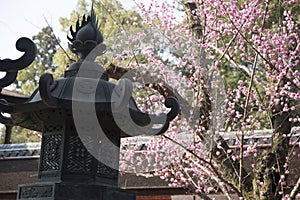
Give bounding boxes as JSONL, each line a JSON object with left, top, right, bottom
{"left": 16, "top": 116, "right": 135, "bottom": 200}
{"left": 18, "top": 182, "right": 135, "bottom": 200}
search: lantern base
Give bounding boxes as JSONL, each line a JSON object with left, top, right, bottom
{"left": 17, "top": 182, "right": 136, "bottom": 200}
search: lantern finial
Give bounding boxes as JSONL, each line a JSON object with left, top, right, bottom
{"left": 67, "top": 2, "right": 105, "bottom": 59}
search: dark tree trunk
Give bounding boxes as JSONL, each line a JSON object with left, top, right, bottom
{"left": 4, "top": 125, "right": 12, "bottom": 144}
{"left": 254, "top": 79, "right": 292, "bottom": 199}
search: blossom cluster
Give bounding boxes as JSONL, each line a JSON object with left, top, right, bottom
{"left": 117, "top": 0, "right": 300, "bottom": 198}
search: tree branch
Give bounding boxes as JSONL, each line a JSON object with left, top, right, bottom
{"left": 43, "top": 16, "right": 76, "bottom": 63}
{"left": 163, "top": 134, "right": 243, "bottom": 197}
{"left": 288, "top": 177, "right": 300, "bottom": 200}
{"left": 106, "top": 63, "right": 209, "bottom": 129}
{"left": 178, "top": 163, "right": 214, "bottom": 200}
{"left": 183, "top": 2, "right": 252, "bottom": 194}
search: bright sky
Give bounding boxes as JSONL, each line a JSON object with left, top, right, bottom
{"left": 0, "top": 0, "right": 136, "bottom": 59}
{"left": 0, "top": 0, "right": 77, "bottom": 59}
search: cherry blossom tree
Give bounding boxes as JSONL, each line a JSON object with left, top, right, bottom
{"left": 113, "top": 0, "right": 300, "bottom": 199}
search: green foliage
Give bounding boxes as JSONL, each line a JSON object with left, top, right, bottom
{"left": 16, "top": 26, "right": 60, "bottom": 95}
{"left": 58, "top": 0, "right": 144, "bottom": 69}
{"left": 220, "top": 64, "right": 248, "bottom": 90}
{"left": 267, "top": 0, "right": 300, "bottom": 29}
{"left": 8, "top": 26, "right": 60, "bottom": 143}
{"left": 0, "top": 126, "right": 41, "bottom": 144}
{"left": 59, "top": 0, "right": 143, "bottom": 42}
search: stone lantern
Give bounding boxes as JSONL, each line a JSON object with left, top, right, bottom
{"left": 0, "top": 7, "right": 179, "bottom": 200}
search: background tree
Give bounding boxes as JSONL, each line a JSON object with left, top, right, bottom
{"left": 16, "top": 26, "right": 60, "bottom": 94}
{"left": 2, "top": 26, "right": 60, "bottom": 143}
{"left": 56, "top": 0, "right": 143, "bottom": 70}
{"left": 0, "top": 126, "right": 41, "bottom": 144}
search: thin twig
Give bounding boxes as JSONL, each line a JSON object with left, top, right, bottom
{"left": 288, "top": 177, "right": 300, "bottom": 200}
{"left": 98, "top": 0, "right": 142, "bottom": 68}
{"left": 237, "top": 1, "right": 269, "bottom": 192}
{"left": 43, "top": 16, "right": 76, "bottom": 63}
{"left": 226, "top": 15, "right": 274, "bottom": 70}
{"left": 162, "top": 135, "right": 243, "bottom": 197}
{"left": 178, "top": 163, "right": 214, "bottom": 200}
{"left": 217, "top": 22, "right": 243, "bottom": 62}
{"left": 189, "top": 159, "right": 233, "bottom": 200}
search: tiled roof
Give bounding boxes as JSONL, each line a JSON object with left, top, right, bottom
{"left": 0, "top": 128, "right": 299, "bottom": 158}
{"left": 0, "top": 143, "right": 40, "bottom": 158}
{"left": 0, "top": 89, "right": 28, "bottom": 98}
{"left": 0, "top": 89, "right": 29, "bottom": 104}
